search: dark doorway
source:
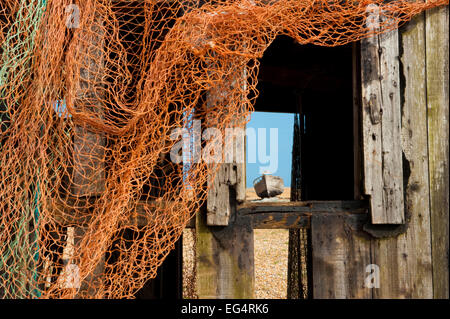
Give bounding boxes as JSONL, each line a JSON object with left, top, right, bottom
{"left": 251, "top": 35, "right": 358, "bottom": 300}
{"left": 253, "top": 36, "right": 356, "bottom": 200}
{"left": 135, "top": 237, "right": 183, "bottom": 299}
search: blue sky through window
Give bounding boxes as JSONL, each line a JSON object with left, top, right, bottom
{"left": 246, "top": 112, "right": 294, "bottom": 188}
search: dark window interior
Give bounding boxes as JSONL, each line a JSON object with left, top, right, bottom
{"left": 252, "top": 36, "right": 356, "bottom": 200}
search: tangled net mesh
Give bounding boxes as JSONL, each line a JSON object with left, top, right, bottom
{"left": 0, "top": 0, "right": 447, "bottom": 299}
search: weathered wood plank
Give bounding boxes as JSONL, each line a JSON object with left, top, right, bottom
{"left": 250, "top": 212, "right": 309, "bottom": 229}
{"left": 207, "top": 162, "right": 244, "bottom": 226}
{"left": 361, "top": 25, "right": 405, "bottom": 224}
{"left": 237, "top": 197, "right": 369, "bottom": 229}
{"left": 206, "top": 72, "right": 246, "bottom": 226}
{"left": 238, "top": 200, "right": 369, "bottom": 215}
{"left": 196, "top": 207, "right": 254, "bottom": 298}
{"left": 197, "top": 64, "right": 253, "bottom": 296}
{"left": 426, "top": 5, "right": 449, "bottom": 299}
{"left": 371, "top": 14, "right": 434, "bottom": 298}
{"left": 311, "top": 213, "right": 372, "bottom": 299}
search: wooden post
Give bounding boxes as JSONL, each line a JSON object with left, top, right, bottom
{"left": 205, "top": 75, "right": 246, "bottom": 227}
{"left": 196, "top": 66, "right": 254, "bottom": 298}
{"left": 196, "top": 207, "right": 254, "bottom": 298}
{"left": 369, "top": 13, "right": 434, "bottom": 298}
{"left": 360, "top": 23, "right": 405, "bottom": 224}
{"left": 426, "top": 5, "right": 449, "bottom": 299}
{"left": 311, "top": 213, "right": 372, "bottom": 299}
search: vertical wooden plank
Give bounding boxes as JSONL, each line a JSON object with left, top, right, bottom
{"left": 196, "top": 65, "right": 253, "bottom": 298}
{"left": 426, "top": 4, "right": 449, "bottom": 299}
{"left": 361, "top": 26, "right": 405, "bottom": 224}
{"left": 206, "top": 70, "right": 246, "bottom": 226}
{"left": 361, "top": 33, "right": 383, "bottom": 222}
{"left": 311, "top": 214, "right": 372, "bottom": 299}
{"left": 371, "top": 14, "right": 434, "bottom": 298}
{"left": 206, "top": 161, "right": 244, "bottom": 226}
{"left": 377, "top": 28, "right": 404, "bottom": 225}
{"left": 196, "top": 207, "right": 254, "bottom": 298}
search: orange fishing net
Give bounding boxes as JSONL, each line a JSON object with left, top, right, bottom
{"left": 0, "top": 0, "right": 447, "bottom": 299}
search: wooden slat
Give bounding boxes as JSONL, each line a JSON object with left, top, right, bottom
{"left": 238, "top": 200, "right": 369, "bottom": 215}
{"left": 371, "top": 15, "right": 434, "bottom": 298}
{"left": 197, "top": 64, "right": 253, "bottom": 297}
{"left": 240, "top": 201, "right": 369, "bottom": 229}
{"left": 207, "top": 162, "right": 244, "bottom": 226}
{"left": 250, "top": 212, "right": 309, "bottom": 229}
{"left": 426, "top": 5, "right": 449, "bottom": 299}
{"left": 311, "top": 213, "right": 372, "bottom": 299}
{"left": 196, "top": 207, "right": 254, "bottom": 298}
{"left": 361, "top": 27, "right": 405, "bottom": 224}
{"left": 206, "top": 71, "right": 246, "bottom": 226}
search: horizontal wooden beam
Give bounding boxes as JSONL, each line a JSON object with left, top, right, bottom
{"left": 250, "top": 212, "right": 310, "bottom": 229}
{"left": 238, "top": 200, "right": 369, "bottom": 214}
{"left": 238, "top": 200, "right": 369, "bottom": 229}
{"left": 50, "top": 199, "right": 368, "bottom": 229}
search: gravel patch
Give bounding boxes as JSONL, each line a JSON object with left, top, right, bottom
{"left": 254, "top": 229, "right": 288, "bottom": 299}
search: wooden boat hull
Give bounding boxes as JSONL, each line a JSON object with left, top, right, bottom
{"left": 253, "top": 175, "right": 284, "bottom": 198}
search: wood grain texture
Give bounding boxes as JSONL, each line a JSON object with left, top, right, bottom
{"left": 311, "top": 213, "right": 372, "bottom": 299}
{"left": 196, "top": 207, "right": 254, "bottom": 298}
{"left": 361, "top": 28, "right": 405, "bottom": 224}
{"left": 206, "top": 72, "right": 246, "bottom": 226}
{"left": 207, "top": 162, "right": 244, "bottom": 226}
{"left": 197, "top": 74, "right": 253, "bottom": 297}
{"left": 238, "top": 201, "right": 368, "bottom": 229}
{"left": 371, "top": 15, "right": 433, "bottom": 298}
{"left": 426, "top": 5, "right": 449, "bottom": 299}
{"left": 250, "top": 212, "right": 309, "bottom": 229}
{"left": 238, "top": 200, "right": 369, "bottom": 214}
